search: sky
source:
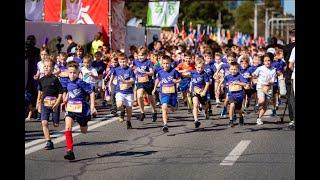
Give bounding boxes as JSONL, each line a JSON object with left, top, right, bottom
{"left": 283, "top": 0, "right": 295, "bottom": 16}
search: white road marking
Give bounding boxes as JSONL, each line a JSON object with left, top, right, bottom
{"left": 25, "top": 118, "right": 118, "bottom": 155}
{"left": 220, "top": 140, "right": 251, "bottom": 166}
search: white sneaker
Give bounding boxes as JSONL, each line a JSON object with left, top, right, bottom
{"left": 256, "top": 118, "right": 263, "bottom": 125}
{"left": 289, "top": 120, "right": 295, "bottom": 126}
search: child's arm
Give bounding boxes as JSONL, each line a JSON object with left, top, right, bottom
{"left": 34, "top": 71, "right": 40, "bottom": 80}
{"left": 201, "top": 82, "right": 210, "bottom": 97}
{"left": 89, "top": 91, "right": 96, "bottom": 115}
{"left": 108, "top": 75, "right": 114, "bottom": 90}
{"left": 152, "top": 78, "right": 160, "bottom": 95}
{"left": 52, "top": 93, "right": 62, "bottom": 112}
{"left": 53, "top": 67, "right": 60, "bottom": 76}
{"left": 36, "top": 90, "right": 43, "bottom": 109}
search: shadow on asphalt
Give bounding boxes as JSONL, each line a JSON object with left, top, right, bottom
{"left": 70, "top": 150, "right": 157, "bottom": 162}
{"left": 132, "top": 124, "right": 185, "bottom": 130}
{"left": 54, "top": 140, "right": 128, "bottom": 150}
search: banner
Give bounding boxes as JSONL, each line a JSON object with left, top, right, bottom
{"left": 44, "top": 0, "right": 61, "bottom": 22}
{"left": 25, "top": 0, "right": 44, "bottom": 21}
{"left": 147, "top": 1, "right": 180, "bottom": 27}
{"left": 66, "top": 0, "right": 82, "bottom": 24}
{"left": 111, "top": 0, "right": 126, "bottom": 50}
{"left": 147, "top": 1, "right": 166, "bottom": 27}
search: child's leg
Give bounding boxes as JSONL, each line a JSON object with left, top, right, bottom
{"left": 214, "top": 81, "right": 220, "bottom": 102}
{"left": 161, "top": 104, "right": 168, "bottom": 125}
{"left": 229, "top": 102, "right": 235, "bottom": 121}
{"left": 258, "top": 94, "right": 267, "bottom": 119}
{"left": 126, "top": 106, "right": 132, "bottom": 122}
{"left": 137, "top": 88, "right": 145, "bottom": 113}
{"left": 192, "top": 96, "right": 199, "bottom": 121}
{"left": 64, "top": 116, "right": 74, "bottom": 152}
{"left": 41, "top": 120, "right": 51, "bottom": 140}
{"left": 148, "top": 94, "right": 157, "bottom": 113}
{"left": 27, "top": 104, "right": 33, "bottom": 119}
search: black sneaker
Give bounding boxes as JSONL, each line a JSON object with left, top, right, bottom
{"left": 139, "top": 113, "right": 145, "bottom": 121}
{"left": 228, "top": 120, "right": 234, "bottom": 128}
{"left": 111, "top": 111, "right": 118, "bottom": 117}
{"left": 152, "top": 112, "right": 157, "bottom": 122}
{"left": 64, "top": 151, "right": 75, "bottom": 160}
{"left": 126, "top": 121, "right": 132, "bottom": 129}
{"left": 162, "top": 125, "right": 169, "bottom": 132}
{"left": 44, "top": 141, "right": 54, "bottom": 150}
{"left": 195, "top": 121, "right": 201, "bottom": 128}
{"left": 208, "top": 109, "right": 213, "bottom": 116}
{"left": 239, "top": 116, "right": 244, "bottom": 126}
{"left": 102, "top": 101, "right": 106, "bottom": 107}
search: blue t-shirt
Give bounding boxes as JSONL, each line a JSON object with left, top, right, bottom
{"left": 113, "top": 66, "right": 135, "bottom": 94}
{"left": 133, "top": 59, "right": 154, "bottom": 83}
{"left": 248, "top": 64, "right": 262, "bottom": 74}
{"left": 92, "top": 60, "right": 107, "bottom": 75}
{"left": 204, "top": 61, "right": 216, "bottom": 78}
{"left": 272, "top": 59, "right": 286, "bottom": 73}
{"left": 222, "top": 63, "right": 231, "bottom": 77}
{"left": 224, "top": 73, "right": 248, "bottom": 99}
{"left": 190, "top": 70, "right": 210, "bottom": 92}
{"left": 157, "top": 67, "right": 180, "bottom": 96}
{"left": 57, "top": 63, "right": 69, "bottom": 88}
{"left": 66, "top": 78, "right": 93, "bottom": 115}
{"left": 240, "top": 66, "right": 251, "bottom": 82}
{"left": 221, "top": 56, "right": 228, "bottom": 63}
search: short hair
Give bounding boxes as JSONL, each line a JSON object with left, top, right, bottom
{"left": 195, "top": 57, "right": 205, "bottom": 65}
{"left": 40, "top": 47, "right": 50, "bottom": 54}
{"left": 214, "top": 52, "right": 222, "bottom": 58}
{"left": 162, "top": 55, "right": 171, "bottom": 62}
{"left": 43, "top": 58, "right": 55, "bottom": 67}
{"left": 264, "top": 52, "right": 274, "bottom": 61}
{"left": 138, "top": 46, "right": 148, "bottom": 55}
{"left": 67, "top": 61, "right": 79, "bottom": 69}
{"left": 94, "top": 51, "right": 103, "bottom": 57}
{"left": 59, "top": 52, "right": 68, "bottom": 58}
{"left": 289, "top": 28, "right": 295, "bottom": 36}
{"left": 230, "top": 62, "right": 239, "bottom": 68}
{"left": 83, "top": 54, "right": 92, "bottom": 62}
{"left": 184, "top": 51, "right": 192, "bottom": 57}
{"left": 227, "top": 51, "right": 236, "bottom": 58}
{"left": 241, "top": 55, "right": 250, "bottom": 63}
{"left": 118, "top": 52, "right": 127, "bottom": 59}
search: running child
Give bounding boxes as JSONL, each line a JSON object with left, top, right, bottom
{"left": 63, "top": 61, "right": 96, "bottom": 160}
{"left": 152, "top": 55, "right": 181, "bottom": 132}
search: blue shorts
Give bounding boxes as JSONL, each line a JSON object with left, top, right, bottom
{"left": 40, "top": 105, "right": 60, "bottom": 124}
{"left": 160, "top": 94, "right": 177, "bottom": 107}
{"left": 228, "top": 95, "right": 244, "bottom": 110}
{"left": 136, "top": 81, "right": 154, "bottom": 95}
{"left": 178, "top": 79, "right": 190, "bottom": 92}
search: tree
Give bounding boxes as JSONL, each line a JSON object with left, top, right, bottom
{"left": 234, "top": 1, "right": 254, "bottom": 34}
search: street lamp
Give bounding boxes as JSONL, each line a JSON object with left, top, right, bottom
{"left": 265, "top": 7, "right": 275, "bottom": 44}
{"left": 254, "top": 2, "right": 264, "bottom": 40}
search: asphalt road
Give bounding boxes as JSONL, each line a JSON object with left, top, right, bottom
{"left": 25, "top": 97, "right": 295, "bottom": 180}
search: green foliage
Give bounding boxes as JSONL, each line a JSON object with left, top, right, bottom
{"left": 234, "top": 1, "right": 254, "bottom": 34}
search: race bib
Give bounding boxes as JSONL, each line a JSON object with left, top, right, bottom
{"left": 162, "top": 84, "right": 175, "bottom": 94}
{"left": 138, "top": 74, "right": 149, "bottom": 83}
{"left": 194, "top": 86, "right": 203, "bottom": 94}
{"left": 66, "top": 100, "right": 83, "bottom": 113}
{"left": 120, "top": 82, "right": 131, "bottom": 90}
{"left": 229, "top": 84, "right": 242, "bottom": 92}
{"left": 43, "top": 96, "right": 57, "bottom": 107}
{"left": 59, "top": 70, "right": 69, "bottom": 77}
{"left": 278, "top": 74, "right": 284, "bottom": 80}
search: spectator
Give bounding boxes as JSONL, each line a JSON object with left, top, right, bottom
{"left": 91, "top": 32, "right": 104, "bottom": 55}
{"left": 148, "top": 34, "right": 159, "bottom": 51}
{"left": 65, "top": 34, "right": 77, "bottom": 57}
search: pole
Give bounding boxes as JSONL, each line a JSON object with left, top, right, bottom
{"left": 281, "top": 21, "right": 283, "bottom": 38}
{"left": 108, "top": 0, "right": 112, "bottom": 49}
{"left": 265, "top": 8, "right": 268, "bottom": 44}
{"left": 254, "top": 4, "right": 258, "bottom": 39}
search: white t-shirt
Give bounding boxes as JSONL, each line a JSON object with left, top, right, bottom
{"left": 37, "top": 61, "right": 45, "bottom": 78}
{"left": 253, "top": 65, "right": 276, "bottom": 89}
{"left": 289, "top": 47, "right": 295, "bottom": 80}
{"left": 214, "top": 62, "right": 224, "bottom": 71}
{"left": 81, "top": 66, "right": 98, "bottom": 86}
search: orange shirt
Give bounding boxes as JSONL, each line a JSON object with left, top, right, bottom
{"left": 176, "top": 63, "right": 195, "bottom": 71}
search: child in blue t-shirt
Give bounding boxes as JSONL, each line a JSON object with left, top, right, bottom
{"left": 133, "top": 47, "right": 157, "bottom": 122}
{"left": 217, "top": 62, "right": 249, "bottom": 127}
{"left": 63, "top": 61, "right": 96, "bottom": 160}
{"left": 152, "top": 55, "right": 181, "bottom": 132}
{"left": 190, "top": 60, "right": 210, "bottom": 128}
{"left": 109, "top": 53, "right": 135, "bottom": 129}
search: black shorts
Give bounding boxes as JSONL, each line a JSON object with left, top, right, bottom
{"left": 65, "top": 112, "right": 91, "bottom": 127}
{"left": 273, "top": 85, "right": 279, "bottom": 95}
{"left": 244, "top": 89, "right": 255, "bottom": 98}
{"left": 136, "top": 82, "right": 154, "bottom": 95}
{"left": 192, "top": 93, "right": 208, "bottom": 105}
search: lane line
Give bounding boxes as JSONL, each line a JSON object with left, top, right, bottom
{"left": 25, "top": 117, "right": 118, "bottom": 155}
{"left": 220, "top": 140, "right": 251, "bottom": 166}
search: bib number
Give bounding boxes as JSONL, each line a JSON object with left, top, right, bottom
{"left": 229, "top": 84, "right": 242, "bottom": 92}
{"left": 194, "top": 86, "right": 203, "bottom": 94}
{"left": 120, "top": 82, "right": 131, "bottom": 90}
{"left": 43, "top": 96, "right": 57, "bottom": 107}
{"left": 138, "top": 75, "right": 149, "bottom": 83}
{"left": 66, "top": 100, "right": 83, "bottom": 113}
{"left": 162, "top": 84, "right": 175, "bottom": 94}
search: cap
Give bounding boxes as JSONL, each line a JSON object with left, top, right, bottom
{"left": 153, "top": 34, "right": 159, "bottom": 40}
{"left": 266, "top": 48, "right": 275, "bottom": 55}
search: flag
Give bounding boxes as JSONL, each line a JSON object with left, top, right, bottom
{"left": 188, "top": 21, "right": 193, "bottom": 35}
{"left": 147, "top": 1, "right": 180, "bottom": 27}
{"left": 180, "top": 21, "right": 187, "bottom": 39}
{"left": 174, "top": 23, "right": 179, "bottom": 34}
{"left": 66, "top": 0, "right": 82, "bottom": 24}
{"left": 25, "top": 0, "right": 44, "bottom": 21}
{"left": 226, "top": 29, "right": 231, "bottom": 40}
